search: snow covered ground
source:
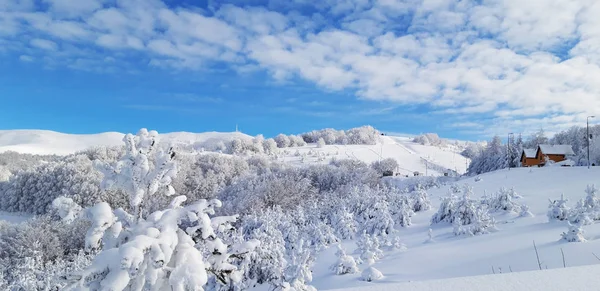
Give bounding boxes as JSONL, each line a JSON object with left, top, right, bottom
{"left": 314, "top": 166, "right": 600, "bottom": 290}
{"left": 328, "top": 263, "right": 600, "bottom": 291}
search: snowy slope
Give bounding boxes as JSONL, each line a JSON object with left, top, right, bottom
{"left": 0, "top": 130, "right": 252, "bottom": 156}
{"left": 280, "top": 136, "right": 470, "bottom": 176}
{"left": 314, "top": 166, "right": 600, "bottom": 290}
{"left": 0, "top": 130, "right": 124, "bottom": 156}
{"left": 329, "top": 263, "right": 600, "bottom": 291}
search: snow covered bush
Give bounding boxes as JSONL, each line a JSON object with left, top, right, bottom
{"left": 484, "top": 187, "right": 522, "bottom": 213}
{"left": 370, "top": 158, "right": 398, "bottom": 176}
{"left": 561, "top": 222, "right": 586, "bottom": 242}
{"left": 300, "top": 126, "right": 380, "bottom": 145}
{"left": 274, "top": 134, "right": 291, "bottom": 148}
{"left": 519, "top": 205, "right": 534, "bottom": 217}
{"left": 263, "top": 138, "right": 278, "bottom": 155}
{"left": 330, "top": 245, "right": 359, "bottom": 275}
{"left": 453, "top": 205, "right": 497, "bottom": 236}
{"left": 431, "top": 191, "right": 457, "bottom": 224}
{"left": 0, "top": 154, "right": 125, "bottom": 215}
{"left": 431, "top": 185, "right": 496, "bottom": 236}
{"left": 0, "top": 165, "right": 11, "bottom": 182}
{"left": 361, "top": 267, "right": 383, "bottom": 282}
{"left": 326, "top": 205, "right": 358, "bottom": 240}
{"left": 411, "top": 187, "right": 431, "bottom": 212}
{"left": 0, "top": 214, "right": 92, "bottom": 288}
{"left": 181, "top": 153, "right": 249, "bottom": 201}
{"left": 316, "top": 137, "right": 326, "bottom": 148}
{"left": 51, "top": 196, "right": 83, "bottom": 224}
{"left": 356, "top": 231, "right": 383, "bottom": 265}
{"left": 413, "top": 133, "right": 445, "bottom": 146}
{"left": 238, "top": 207, "right": 319, "bottom": 290}
{"left": 548, "top": 194, "right": 570, "bottom": 221}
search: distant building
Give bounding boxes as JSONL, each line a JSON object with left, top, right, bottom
{"left": 520, "top": 144, "right": 575, "bottom": 167}
{"left": 520, "top": 148, "right": 537, "bottom": 167}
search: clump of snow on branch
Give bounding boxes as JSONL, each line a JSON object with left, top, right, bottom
{"left": 51, "top": 196, "right": 83, "bottom": 224}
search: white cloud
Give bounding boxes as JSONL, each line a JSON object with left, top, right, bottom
{"left": 19, "top": 55, "right": 34, "bottom": 62}
{"left": 30, "top": 38, "right": 58, "bottom": 50}
{"left": 42, "top": 0, "right": 102, "bottom": 18}
{"left": 3, "top": 0, "right": 600, "bottom": 136}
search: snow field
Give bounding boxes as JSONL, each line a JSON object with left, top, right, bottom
{"left": 313, "top": 166, "right": 600, "bottom": 290}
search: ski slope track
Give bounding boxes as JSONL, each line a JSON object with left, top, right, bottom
{"left": 314, "top": 166, "right": 600, "bottom": 290}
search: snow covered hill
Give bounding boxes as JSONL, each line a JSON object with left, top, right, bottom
{"left": 314, "top": 166, "right": 600, "bottom": 290}
{"left": 0, "top": 129, "right": 252, "bottom": 156}
{"left": 279, "top": 136, "right": 470, "bottom": 176}
{"left": 0, "top": 130, "right": 470, "bottom": 175}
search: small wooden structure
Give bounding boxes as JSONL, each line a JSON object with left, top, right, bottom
{"left": 520, "top": 148, "right": 537, "bottom": 167}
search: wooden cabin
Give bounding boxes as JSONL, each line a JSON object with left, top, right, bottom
{"left": 521, "top": 144, "right": 575, "bottom": 167}
{"left": 521, "top": 149, "right": 537, "bottom": 167}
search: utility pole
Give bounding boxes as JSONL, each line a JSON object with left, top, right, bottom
{"left": 507, "top": 133, "right": 514, "bottom": 170}
{"left": 588, "top": 116, "right": 595, "bottom": 169}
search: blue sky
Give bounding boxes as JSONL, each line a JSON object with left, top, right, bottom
{"left": 1, "top": 0, "right": 600, "bottom": 139}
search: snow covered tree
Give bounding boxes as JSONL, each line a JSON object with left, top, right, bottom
{"left": 453, "top": 204, "right": 496, "bottom": 236}
{"left": 431, "top": 191, "right": 457, "bottom": 224}
{"left": 524, "top": 128, "right": 549, "bottom": 149}
{"left": 519, "top": 204, "right": 534, "bottom": 218}
{"left": 411, "top": 187, "right": 431, "bottom": 212}
{"left": 330, "top": 244, "right": 359, "bottom": 275}
{"left": 561, "top": 222, "right": 586, "bottom": 242}
{"left": 274, "top": 134, "right": 291, "bottom": 148}
{"left": 263, "top": 138, "right": 278, "bottom": 155}
{"left": 0, "top": 165, "right": 11, "bottom": 182}
{"left": 467, "top": 135, "right": 507, "bottom": 175}
{"left": 425, "top": 228, "right": 435, "bottom": 243}
{"left": 94, "top": 129, "right": 177, "bottom": 219}
{"left": 64, "top": 129, "right": 259, "bottom": 291}
{"left": 583, "top": 184, "right": 600, "bottom": 209}
{"left": 316, "top": 137, "right": 326, "bottom": 148}
{"left": 485, "top": 187, "right": 521, "bottom": 213}
{"left": 370, "top": 158, "right": 398, "bottom": 176}
{"left": 328, "top": 206, "right": 358, "bottom": 240}
{"left": 548, "top": 194, "right": 570, "bottom": 221}
{"left": 355, "top": 231, "right": 383, "bottom": 265}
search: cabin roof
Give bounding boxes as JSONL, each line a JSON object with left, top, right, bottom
{"left": 538, "top": 144, "right": 575, "bottom": 156}
{"left": 522, "top": 149, "right": 536, "bottom": 158}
